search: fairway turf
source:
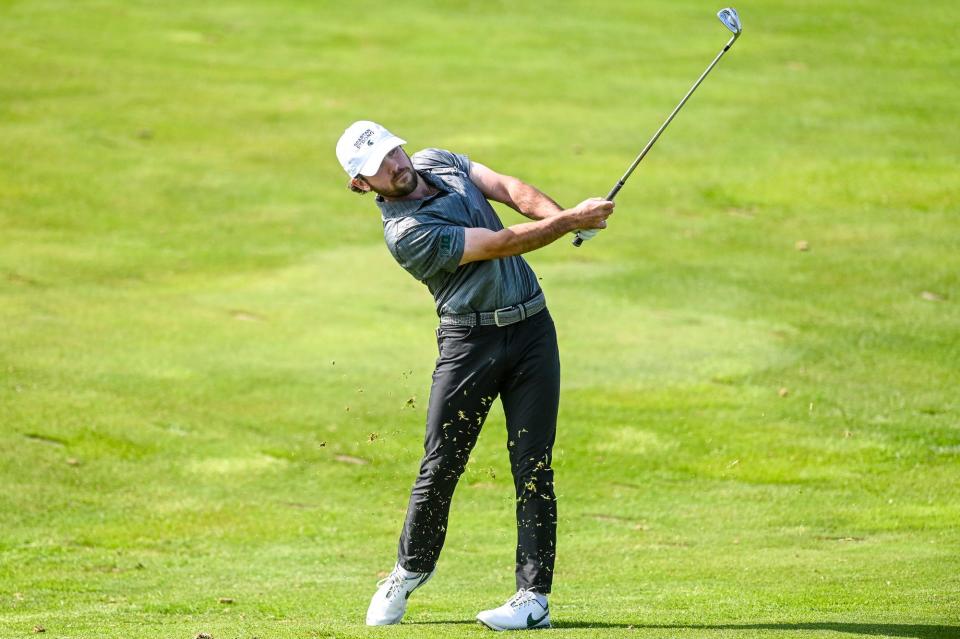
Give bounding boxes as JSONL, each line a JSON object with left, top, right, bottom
{"left": 1, "top": 1, "right": 958, "bottom": 638}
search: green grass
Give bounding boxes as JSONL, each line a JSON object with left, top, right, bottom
{"left": 1, "top": 0, "right": 958, "bottom": 637}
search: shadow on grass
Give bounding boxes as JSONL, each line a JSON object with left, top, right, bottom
{"left": 550, "top": 622, "right": 957, "bottom": 638}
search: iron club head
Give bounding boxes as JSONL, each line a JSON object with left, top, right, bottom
{"left": 717, "top": 7, "right": 742, "bottom": 36}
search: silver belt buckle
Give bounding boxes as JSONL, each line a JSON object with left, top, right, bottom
{"left": 493, "top": 306, "right": 512, "bottom": 327}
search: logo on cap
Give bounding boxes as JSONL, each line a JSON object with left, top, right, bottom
{"left": 354, "top": 128, "right": 375, "bottom": 150}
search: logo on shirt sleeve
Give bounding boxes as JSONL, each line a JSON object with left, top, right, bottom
{"left": 439, "top": 234, "right": 452, "bottom": 256}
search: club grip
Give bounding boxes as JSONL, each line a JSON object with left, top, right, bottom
{"left": 572, "top": 182, "right": 622, "bottom": 247}
{"left": 605, "top": 181, "right": 624, "bottom": 201}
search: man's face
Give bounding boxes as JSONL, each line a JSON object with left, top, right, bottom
{"left": 361, "top": 146, "right": 418, "bottom": 198}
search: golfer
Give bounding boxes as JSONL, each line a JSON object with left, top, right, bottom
{"left": 336, "top": 121, "right": 613, "bottom": 631}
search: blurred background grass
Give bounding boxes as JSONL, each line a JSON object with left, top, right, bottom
{"left": 1, "top": 1, "right": 958, "bottom": 638}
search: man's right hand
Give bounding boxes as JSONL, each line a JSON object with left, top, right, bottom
{"left": 566, "top": 197, "right": 615, "bottom": 231}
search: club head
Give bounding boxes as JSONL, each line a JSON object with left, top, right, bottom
{"left": 717, "top": 7, "right": 742, "bottom": 36}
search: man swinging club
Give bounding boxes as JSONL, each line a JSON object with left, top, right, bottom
{"left": 336, "top": 120, "right": 613, "bottom": 631}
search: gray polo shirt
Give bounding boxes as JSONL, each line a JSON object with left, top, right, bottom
{"left": 377, "top": 148, "right": 542, "bottom": 317}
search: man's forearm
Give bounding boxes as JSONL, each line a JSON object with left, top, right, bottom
{"left": 493, "top": 214, "right": 578, "bottom": 257}
{"left": 505, "top": 178, "right": 564, "bottom": 221}
{"left": 459, "top": 197, "right": 612, "bottom": 266}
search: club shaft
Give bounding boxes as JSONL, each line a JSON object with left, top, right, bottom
{"left": 573, "top": 32, "right": 740, "bottom": 247}
{"left": 607, "top": 33, "right": 738, "bottom": 201}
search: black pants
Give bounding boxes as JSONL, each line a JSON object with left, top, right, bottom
{"left": 397, "top": 308, "right": 560, "bottom": 593}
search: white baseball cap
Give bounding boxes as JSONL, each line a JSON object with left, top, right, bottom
{"left": 336, "top": 120, "right": 407, "bottom": 178}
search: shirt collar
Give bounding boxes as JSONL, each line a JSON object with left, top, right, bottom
{"left": 376, "top": 171, "right": 450, "bottom": 219}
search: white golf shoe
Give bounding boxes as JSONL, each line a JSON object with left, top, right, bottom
{"left": 476, "top": 588, "right": 550, "bottom": 631}
{"left": 365, "top": 563, "right": 434, "bottom": 626}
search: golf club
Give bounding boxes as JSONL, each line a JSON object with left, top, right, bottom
{"left": 573, "top": 7, "right": 743, "bottom": 247}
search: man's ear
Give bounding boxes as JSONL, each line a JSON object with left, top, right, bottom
{"left": 351, "top": 176, "right": 372, "bottom": 193}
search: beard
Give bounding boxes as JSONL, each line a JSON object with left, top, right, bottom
{"left": 376, "top": 167, "right": 418, "bottom": 198}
